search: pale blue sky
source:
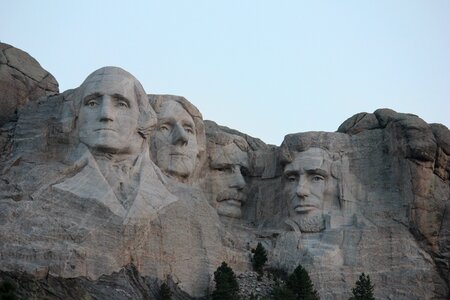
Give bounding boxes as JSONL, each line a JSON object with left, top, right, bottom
{"left": 2, "top": 1, "right": 449, "bottom": 145}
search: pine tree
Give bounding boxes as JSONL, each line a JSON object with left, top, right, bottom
{"left": 0, "top": 279, "right": 17, "bottom": 300}
{"left": 286, "top": 264, "right": 319, "bottom": 300}
{"left": 349, "top": 273, "right": 375, "bottom": 300}
{"left": 272, "top": 284, "right": 296, "bottom": 300}
{"left": 212, "top": 262, "right": 240, "bottom": 300}
{"left": 159, "top": 282, "right": 172, "bottom": 300}
{"left": 252, "top": 242, "right": 268, "bottom": 277}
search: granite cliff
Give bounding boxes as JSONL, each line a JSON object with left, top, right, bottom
{"left": 0, "top": 43, "right": 448, "bottom": 299}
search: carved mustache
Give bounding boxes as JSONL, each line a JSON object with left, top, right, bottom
{"left": 216, "top": 190, "right": 246, "bottom": 203}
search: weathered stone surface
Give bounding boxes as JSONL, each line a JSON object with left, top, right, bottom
{"left": 431, "top": 123, "right": 450, "bottom": 155}
{"left": 0, "top": 66, "right": 224, "bottom": 298}
{"left": 337, "top": 112, "right": 380, "bottom": 134}
{"left": 0, "top": 44, "right": 448, "bottom": 299}
{"left": 0, "top": 265, "right": 192, "bottom": 300}
{"left": 202, "top": 127, "right": 250, "bottom": 219}
{"left": 148, "top": 94, "right": 206, "bottom": 183}
{"left": 262, "top": 122, "right": 449, "bottom": 299}
{"left": 0, "top": 42, "right": 58, "bottom": 126}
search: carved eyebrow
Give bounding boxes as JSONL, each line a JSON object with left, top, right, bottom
{"left": 210, "top": 161, "right": 233, "bottom": 169}
{"left": 182, "top": 120, "right": 195, "bottom": 128}
{"left": 305, "top": 168, "right": 328, "bottom": 177}
{"left": 83, "top": 92, "right": 102, "bottom": 103}
{"left": 283, "top": 170, "right": 299, "bottom": 176}
{"left": 157, "top": 117, "right": 176, "bottom": 125}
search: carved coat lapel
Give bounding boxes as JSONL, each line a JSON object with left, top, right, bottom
{"left": 52, "top": 144, "right": 177, "bottom": 222}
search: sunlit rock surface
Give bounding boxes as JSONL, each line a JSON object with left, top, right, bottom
{"left": 0, "top": 44, "right": 448, "bottom": 299}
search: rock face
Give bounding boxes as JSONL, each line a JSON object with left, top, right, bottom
{"left": 0, "top": 42, "right": 58, "bottom": 127}
{"left": 0, "top": 44, "right": 449, "bottom": 300}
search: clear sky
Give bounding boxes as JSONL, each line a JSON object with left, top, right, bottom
{"left": 1, "top": 1, "right": 449, "bottom": 145}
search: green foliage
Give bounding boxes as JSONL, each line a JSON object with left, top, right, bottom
{"left": 0, "top": 279, "right": 17, "bottom": 300}
{"left": 212, "top": 262, "right": 240, "bottom": 300}
{"left": 349, "top": 273, "right": 375, "bottom": 300}
{"left": 272, "top": 285, "right": 296, "bottom": 300}
{"left": 159, "top": 282, "right": 172, "bottom": 300}
{"left": 249, "top": 293, "right": 258, "bottom": 300}
{"left": 270, "top": 264, "right": 318, "bottom": 300}
{"left": 285, "top": 265, "right": 319, "bottom": 300}
{"left": 266, "top": 267, "right": 288, "bottom": 283}
{"left": 252, "top": 242, "right": 268, "bottom": 277}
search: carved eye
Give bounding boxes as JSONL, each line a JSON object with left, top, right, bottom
{"left": 117, "top": 101, "right": 129, "bottom": 108}
{"left": 311, "top": 175, "right": 324, "bottom": 182}
{"left": 159, "top": 124, "right": 170, "bottom": 132}
{"left": 184, "top": 126, "right": 194, "bottom": 134}
{"left": 215, "top": 166, "right": 231, "bottom": 173}
{"left": 240, "top": 167, "right": 249, "bottom": 176}
{"left": 86, "top": 100, "right": 98, "bottom": 107}
{"left": 286, "top": 174, "right": 297, "bottom": 182}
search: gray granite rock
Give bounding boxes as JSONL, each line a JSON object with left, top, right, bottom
{"left": 0, "top": 42, "right": 58, "bottom": 127}
{"left": 337, "top": 112, "right": 380, "bottom": 134}
{"left": 0, "top": 44, "right": 448, "bottom": 299}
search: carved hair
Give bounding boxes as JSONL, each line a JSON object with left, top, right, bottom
{"left": 74, "top": 66, "right": 157, "bottom": 139}
{"left": 279, "top": 132, "right": 345, "bottom": 206}
{"left": 206, "top": 131, "right": 249, "bottom": 152}
{"left": 280, "top": 132, "right": 340, "bottom": 169}
{"left": 148, "top": 94, "right": 206, "bottom": 153}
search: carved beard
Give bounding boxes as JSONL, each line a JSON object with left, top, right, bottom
{"left": 292, "top": 213, "right": 325, "bottom": 233}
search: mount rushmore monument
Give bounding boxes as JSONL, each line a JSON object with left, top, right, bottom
{"left": 0, "top": 42, "right": 449, "bottom": 299}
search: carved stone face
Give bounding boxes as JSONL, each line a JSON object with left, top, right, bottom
{"left": 283, "top": 148, "right": 332, "bottom": 232}
{"left": 151, "top": 100, "right": 199, "bottom": 179}
{"left": 207, "top": 143, "right": 248, "bottom": 219}
{"left": 77, "top": 76, "right": 141, "bottom": 154}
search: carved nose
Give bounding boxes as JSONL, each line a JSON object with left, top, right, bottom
{"left": 229, "top": 166, "right": 246, "bottom": 189}
{"left": 171, "top": 124, "right": 189, "bottom": 146}
{"left": 99, "top": 96, "right": 115, "bottom": 122}
{"left": 296, "top": 177, "right": 310, "bottom": 197}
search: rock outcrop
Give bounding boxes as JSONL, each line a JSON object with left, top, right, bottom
{"left": 0, "top": 42, "right": 58, "bottom": 127}
{"left": 0, "top": 44, "right": 448, "bottom": 299}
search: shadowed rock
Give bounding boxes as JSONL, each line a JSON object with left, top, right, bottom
{"left": 0, "top": 42, "right": 58, "bottom": 126}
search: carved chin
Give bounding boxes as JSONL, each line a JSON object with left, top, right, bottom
{"left": 216, "top": 201, "right": 242, "bottom": 219}
{"left": 157, "top": 156, "right": 195, "bottom": 178}
{"left": 166, "top": 164, "right": 192, "bottom": 178}
{"left": 292, "top": 214, "right": 325, "bottom": 233}
{"left": 80, "top": 135, "right": 122, "bottom": 153}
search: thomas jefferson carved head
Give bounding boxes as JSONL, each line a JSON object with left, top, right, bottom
{"left": 149, "top": 95, "right": 205, "bottom": 182}
{"left": 75, "top": 67, "right": 155, "bottom": 155}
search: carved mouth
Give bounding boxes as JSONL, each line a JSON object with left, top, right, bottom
{"left": 217, "top": 191, "right": 246, "bottom": 204}
{"left": 219, "top": 199, "right": 242, "bottom": 207}
{"left": 293, "top": 205, "right": 318, "bottom": 213}
{"left": 95, "top": 128, "right": 116, "bottom": 132}
{"left": 169, "top": 152, "right": 191, "bottom": 158}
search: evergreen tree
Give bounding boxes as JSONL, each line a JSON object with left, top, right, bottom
{"left": 212, "top": 262, "right": 240, "bottom": 300}
{"left": 159, "top": 282, "right": 172, "bottom": 300}
{"left": 349, "top": 273, "right": 375, "bottom": 300}
{"left": 248, "top": 293, "right": 258, "bottom": 300}
{"left": 272, "top": 285, "right": 296, "bottom": 300}
{"left": 286, "top": 264, "right": 319, "bottom": 300}
{"left": 0, "top": 279, "right": 17, "bottom": 300}
{"left": 252, "top": 242, "right": 268, "bottom": 277}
